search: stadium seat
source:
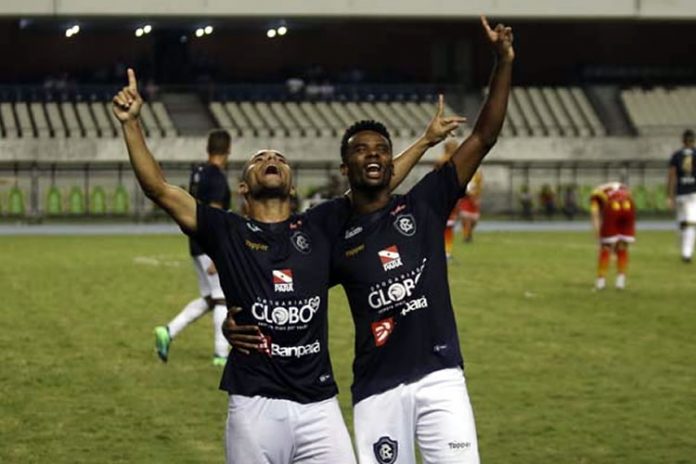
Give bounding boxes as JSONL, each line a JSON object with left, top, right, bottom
{"left": 45, "top": 102, "right": 66, "bottom": 138}
{"left": 68, "top": 186, "right": 85, "bottom": 214}
{"left": 45, "top": 186, "right": 63, "bottom": 215}
{"left": 90, "top": 186, "right": 107, "bottom": 214}
{"left": 30, "top": 102, "right": 51, "bottom": 138}
{"left": 1, "top": 102, "right": 19, "bottom": 138}
{"left": 8, "top": 186, "right": 25, "bottom": 216}
{"left": 113, "top": 185, "right": 130, "bottom": 215}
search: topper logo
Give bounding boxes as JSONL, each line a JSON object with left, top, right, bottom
{"left": 273, "top": 269, "right": 294, "bottom": 292}
{"left": 378, "top": 245, "right": 403, "bottom": 271}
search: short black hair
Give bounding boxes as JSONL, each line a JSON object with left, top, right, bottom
{"left": 207, "top": 129, "right": 231, "bottom": 156}
{"left": 340, "top": 120, "right": 392, "bottom": 161}
{"left": 683, "top": 129, "right": 695, "bottom": 140}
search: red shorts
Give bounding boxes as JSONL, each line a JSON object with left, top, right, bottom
{"left": 459, "top": 197, "right": 480, "bottom": 220}
{"left": 600, "top": 201, "right": 635, "bottom": 244}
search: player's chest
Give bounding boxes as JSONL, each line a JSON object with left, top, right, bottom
{"left": 336, "top": 204, "right": 427, "bottom": 280}
{"left": 233, "top": 223, "right": 331, "bottom": 293}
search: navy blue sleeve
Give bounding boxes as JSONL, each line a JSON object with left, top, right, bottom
{"left": 198, "top": 171, "right": 229, "bottom": 205}
{"left": 669, "top": 152, "right": 679, "bottom": 169}
{"left": 188, "top": 202, "right": 230, "bottom": 258}
{"left": 407, "top": 161, "right": 464, "bottom": 222}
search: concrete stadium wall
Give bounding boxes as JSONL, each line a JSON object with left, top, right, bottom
{"left": 0, "top": 136, "right": 680, "bottom": 164}
{"left": 3, "top": 0, "right": 696, "bottom": 19}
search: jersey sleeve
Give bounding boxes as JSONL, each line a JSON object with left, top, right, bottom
{"left": 669, "top": 152, "right": 679, "bottom": 169}
{"left": 187, "top": 202, "right": 231, "bottom": 257}
{"left": 407, "top": 161, "right": 465, "bottom": 222}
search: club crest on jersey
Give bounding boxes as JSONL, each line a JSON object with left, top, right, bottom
{"left": 371, "top": 317, "right": 394, "bottom": 347}
{"left": 246, "top": 222, "right": 262, "bottom": 233}
{"left": 373, "top": 436, "right": 398, "bottom": 464}
{"left": 393, "top": 214, "right": 416, "bottom": 237}
{"left": 273, "top": 269, "right": 294, "bottom": 292}
{"left": 378, "top": 245, "right": 403, "bottom": 271}
{"left": 291, "top": 231, "right": 312, "bottom": 254}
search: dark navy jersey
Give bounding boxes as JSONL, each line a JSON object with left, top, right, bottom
{"left": 188, "top": 163, "right": 231, "bottom": 256}
{"left": 331, "top": 162, "right": 466, "bottom": 404}
{"left": 670, "top": 148, "right": 696, "bottom": 196}
{"left": 188, "top": 198, "right": 350, "bottom": 404}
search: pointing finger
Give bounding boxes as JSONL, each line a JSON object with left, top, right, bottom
{"left": 437, "top": 94, "right": 444, "bottom": 117}
{"left": 442, "top": 116, "right": 467, "bottom": 124}
{"left": 480, "top": 15, "right": 492, "bottom": 33}
{"left": 127, "top": 68, "right": 138, "bottom": 92}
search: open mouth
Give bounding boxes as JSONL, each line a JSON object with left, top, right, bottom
{"left": 264, "top": 165, "right": 280, "bottom": 176}
{"left": 365, "top": 163, "right": 382, "bottom": 179}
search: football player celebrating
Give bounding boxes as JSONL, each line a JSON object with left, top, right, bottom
{"left": 590, "top": 182, "right": 636, "bottom": 290}
{"left": 113, "top": 68, "right": 463, "bottom": 464}
{"left": 332, "top": 16, "right": 512, "bottom": 464}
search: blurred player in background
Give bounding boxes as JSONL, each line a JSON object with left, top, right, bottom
{"left": 436, "top": 139, "right": 460, "bottom": 259}
{"left": 460, "top": 167, "right": 483, "bottom": 243}
{"left": 153, "top": 130, "right": 232, "bottom": 366}
{"left": 590, "top": 182, "right": 635, "bottom": 290}
{"left": 667, "top": 129, "right": 696, "bottom": 263}
{"left": 332, "top": 16, "right": 512, "bottom": 464}
{"left": 438, "top": 140, "right": 484, "bottom": 259}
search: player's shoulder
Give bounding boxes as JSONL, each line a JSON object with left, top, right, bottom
{"left": 303, "top": 196, "right": 351, "bottom": 220}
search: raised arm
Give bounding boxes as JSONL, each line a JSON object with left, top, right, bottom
{"left": 450, "top": 16, "right": 514, "bottom": 187}
{"left": 113, "top": 69, "right": 197, "bottom": 232}
{"left": 389, "top": 94, "right": 466, "bottom": 190}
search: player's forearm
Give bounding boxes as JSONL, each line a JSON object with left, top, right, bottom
{"left": 122, "top": 119, "right": 168, "bottom": 200}
{"left": 667, "top": 169, "right": 676, "bottom": 200}
{"left": 390, "top": 136, "right": 431, "bottom": 191}
{"left": 472, "top": 57, "right": 513, "bottom": 147}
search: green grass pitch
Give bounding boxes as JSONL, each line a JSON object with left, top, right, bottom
{"left": 0, "top": 231, "right": 694, "bottom": 463}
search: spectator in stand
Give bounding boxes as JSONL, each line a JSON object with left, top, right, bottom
{"left": 539, "top": 184, "right": 557, "bottom": 219}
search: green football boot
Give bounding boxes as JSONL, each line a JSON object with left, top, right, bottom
{"left": 154, "top": 326, "right": 171, "bottom": 362}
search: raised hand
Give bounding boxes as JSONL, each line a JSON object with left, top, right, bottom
{"left": 481, "top": 15, "right": 514, "bottom": 62}
{"left": 423, "top": 94, "right": 467, "bottom": 146}
{"left": 112, "top": 68, "right": 143, "bottom": 123}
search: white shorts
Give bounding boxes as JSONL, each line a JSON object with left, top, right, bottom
{"left": 225, "top": 394, "right": 356, "bottom": 464}
{"left": 676, "top": 193, "right": 696, "bottom": 224}
{"left": 192, "top": 254, "right": 224, "bottom": 300}
{"left": 354, "top": 368, "right": 479, "bottom": 464}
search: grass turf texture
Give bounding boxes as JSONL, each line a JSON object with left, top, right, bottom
{"left": 0, "top": 231, "right": 694, "bottom": 463}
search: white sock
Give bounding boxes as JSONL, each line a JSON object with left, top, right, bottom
{"left": 595, "top": 277, "right": 606, "bottom": 290}
{"left": 615, "top": 274, "right": 626, "bottom": 289}
{"left": 683, "top": 226, "right": 696, "bottom": 259}
{"left": 213, "top": 304, "right": 230, "bottom": 358}
{"left": 168, "top": 297, "right": 209, "bottom": 338}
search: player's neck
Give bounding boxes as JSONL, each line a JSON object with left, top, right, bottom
{"left": 246, "top": 197, "right": 292, "bottom": 223}
{"left": 208, "top": 155, "right": 227, "bottom": 169}
{"left": 351, "top": 188, "right": 391, "bottom": 215}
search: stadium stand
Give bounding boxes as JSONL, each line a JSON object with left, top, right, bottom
{"left": 0, "top": 88, "right": 176, "bottom": 139}
{"left": 621, "top": 86, "right": 696, "bottom": 136}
